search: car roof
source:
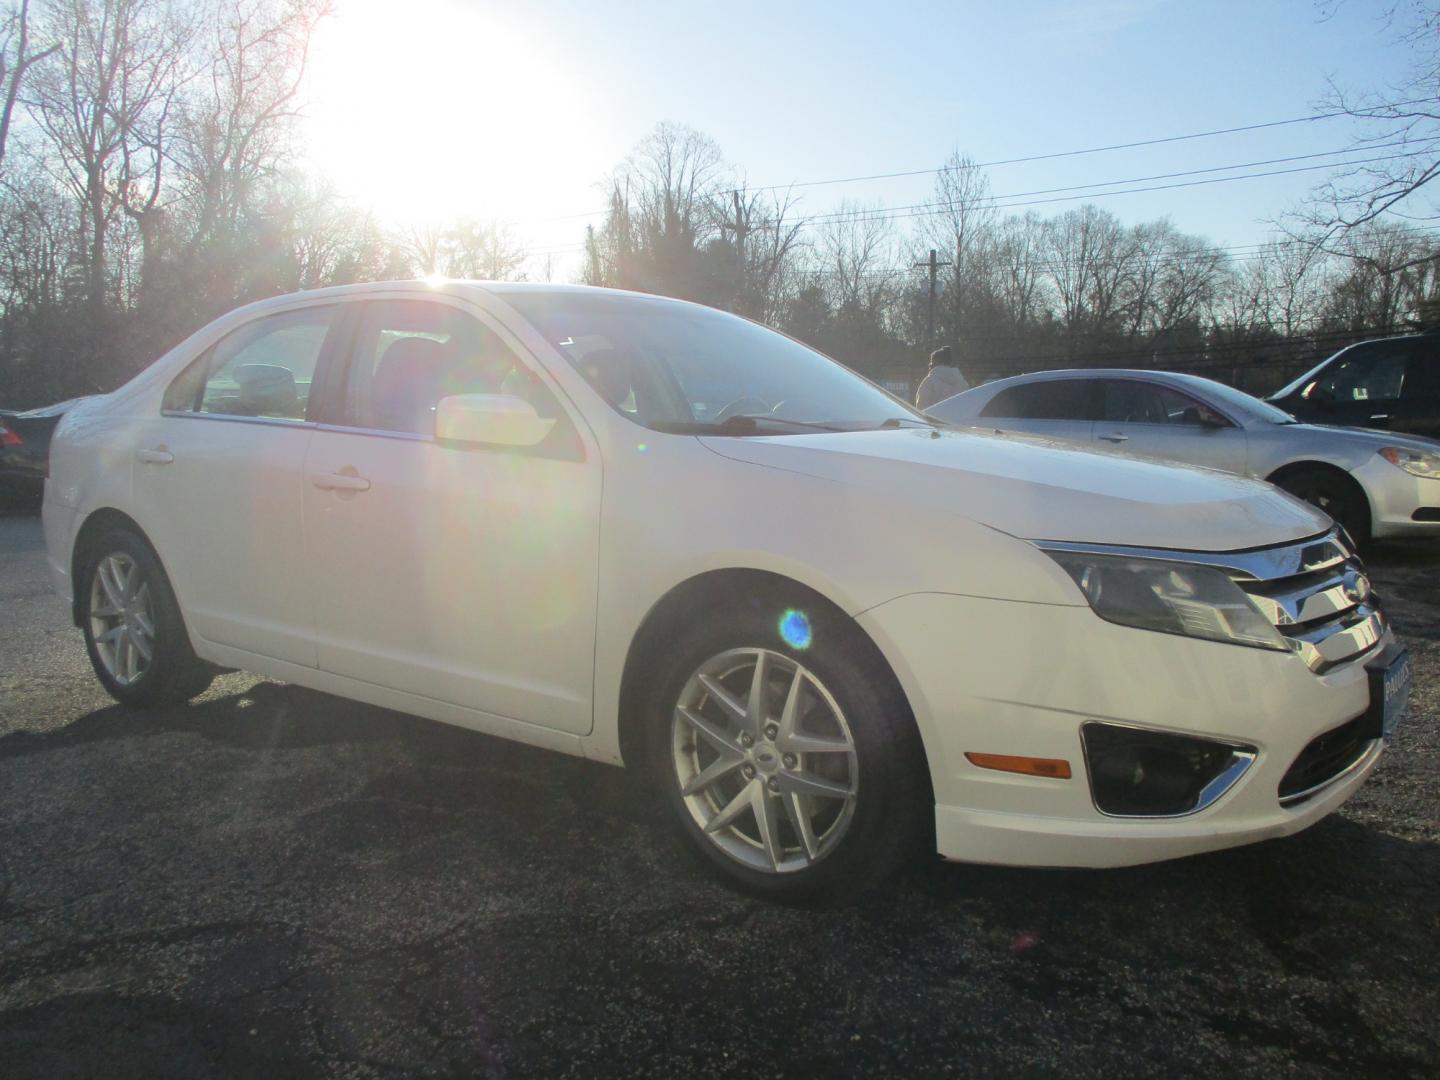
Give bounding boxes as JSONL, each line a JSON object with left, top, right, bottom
{"left": 979, "top": 368, "right": 1227, "bottom": 393}
{"left": 210, "top": 280, "right": 709, "bottom": 327}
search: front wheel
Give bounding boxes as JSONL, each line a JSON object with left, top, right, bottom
{"left": 644, "top": 603, "right": 929, "bottom": 901}
{"left": 1273, "top": 468, "right": 1372, "bottom": 546}
{"left": 79, "top": 526, "right": 215, "bottom": 706}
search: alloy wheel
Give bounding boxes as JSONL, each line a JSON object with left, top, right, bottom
{"left": 671, "top": 648, "right": 859, "bottom": 874}
{"left": 89, "top": 552, "right": 155, "bottom": 686}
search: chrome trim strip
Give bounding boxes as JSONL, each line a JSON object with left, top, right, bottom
{"left": 1035, "top": 528, "right": 1350, "bottom": 582}
{"left": 1243, "top": 573, "right": 1359, "bottom": 627}
{"left": 1278, "top": 737, "right": 1383, "bottom": 807}
{"left": 314, "top": 422, "right": 433, "bottom": 443}
{"left": 160, "top": 410, "right": 315, "bottom": 429}
{"left": 1286, "top": 607, "right": 1387, "bottom": 672}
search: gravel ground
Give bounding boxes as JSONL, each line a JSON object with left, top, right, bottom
{"left": 1, "top": 510, "right": 1437, "bottom": 1078}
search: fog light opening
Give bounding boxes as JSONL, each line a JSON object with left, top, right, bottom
{"left": 1081, "top": 723, "right": 1255, "bottom": 817}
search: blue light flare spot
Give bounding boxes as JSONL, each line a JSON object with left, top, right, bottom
{"left": 778, "top": 609, "right": 812, "bottom": 650}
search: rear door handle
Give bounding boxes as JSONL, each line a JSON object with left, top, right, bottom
{"left": 1370, "top": 414, "right": 1391, "bottom": 421}
{"left": 1099, "top": 433, "right": 1129, "bottom": 443}
{"left": 136, "top": 448, "right": 174, "bottom": 465}
{"left": 311, "top": 471, "right": 371, "bottom": 492}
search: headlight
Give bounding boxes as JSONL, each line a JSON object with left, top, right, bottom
{"left": 1379, "top": 446, "right": 1440, "bottom": 479}
{"left": 1043, "top": 551, "right": 1287, "bottom": 651}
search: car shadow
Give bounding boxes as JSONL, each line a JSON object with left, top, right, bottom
{"left": 4, "top": 680, "right": 1434, "bottom": 910}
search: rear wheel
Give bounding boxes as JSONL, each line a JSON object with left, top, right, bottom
{"left": 644, "top": 600, "right": 929, "bottom": 901}
{"left": 1272, "top": 467, "right": 1372, "bottom": 546}
{"left": 79, "top": 526, "right": 215, "bottom": 706}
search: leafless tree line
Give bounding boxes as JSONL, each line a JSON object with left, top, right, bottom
{"left": 4, "top": 1, "right": 1440, "bottom": 406}
{"left": 583, "top": 129, "right": 1440, "bottom": 395}
{"left": 0, "top": 0, "right": 532, "bottom": 404}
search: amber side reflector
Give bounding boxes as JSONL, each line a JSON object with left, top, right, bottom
{"left": 965, "top": 752, "right": 1072, "bottom": 780}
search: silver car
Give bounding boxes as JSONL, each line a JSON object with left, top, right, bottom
{"left": 926, "top": 368, "right": 1440, "bottom": 543}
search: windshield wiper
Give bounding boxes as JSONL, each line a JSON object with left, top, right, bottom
{"left": 654, "top": 414, "right": 848, "bottom": 435}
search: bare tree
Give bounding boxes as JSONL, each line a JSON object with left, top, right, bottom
{"left": 27, "top": 0, "right": 193, "bottom": 322}
{"left": 818, "top": 202, "right": 897, "bottom": 317}
{"left": 173, "top": 0, "right": 330, "bottom": 249}
{"left": 589, "top": 121, "right": 725, "bottom": 297}
{"left": 442, "top": 219, "right": 524, "bottom": 280}
{"left": 1042, "top": 205, "right": 1139, "bottom": 354}
{"left": 1298, "top": 2, "right": 1440, "bottom": 253}
{"left": 0, "top": 0, "right": 57, "bottom": 174}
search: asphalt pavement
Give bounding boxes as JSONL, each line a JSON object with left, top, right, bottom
{"left": 1, "top": 510, "right": 1437, "bottom": 1077}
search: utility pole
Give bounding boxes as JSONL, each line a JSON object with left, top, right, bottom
{"left": 731, "top": 190, "right": 748, "bottom": 313}
{"left": 914, "top": 248, "right": 952, "bottom": 347}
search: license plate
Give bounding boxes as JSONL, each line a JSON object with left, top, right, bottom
{"left": 1369, "top": 647, "right": 1412, "bottom": 742}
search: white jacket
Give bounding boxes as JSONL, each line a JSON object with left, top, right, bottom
{"left": 915, "top": 365, "right": 969, "bottom": 410}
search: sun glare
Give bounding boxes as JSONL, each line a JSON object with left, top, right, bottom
{"left": 301, "top": 0, "right": 602, "bottom": 234}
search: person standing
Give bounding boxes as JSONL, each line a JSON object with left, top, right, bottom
{"left": 914, "top": 345, "right": 969, "bottom": 410}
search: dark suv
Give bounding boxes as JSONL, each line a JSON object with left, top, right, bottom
{"left": 1268, "top": 333, "right": 1440, "bottom": 439}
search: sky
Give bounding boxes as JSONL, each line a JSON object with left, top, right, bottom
{"left": 298, "top": 0, "right": 1417, "bottom": 275}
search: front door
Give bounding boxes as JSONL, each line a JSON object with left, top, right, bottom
{"left": 302, "top": 296, "right": 602, "bottom": 735}
{"left": 1092, "top": 379, "right": 1249, "bottom": 475}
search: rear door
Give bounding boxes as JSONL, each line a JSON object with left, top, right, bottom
{"left": 1092, "top": 379, "right": 1249, "bottom": 474}
{"left": 129, "top": 302, "right": 343, "bottom": 665}
{"left": 974, "top": 378, "right": 1098, "bottom": 446}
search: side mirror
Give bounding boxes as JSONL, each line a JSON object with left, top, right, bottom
{"left": 1196, "top": 405, "right": 1230, "bottom": 429}
{"left": 435, "top": 394, "right": 556, "bottom": 448}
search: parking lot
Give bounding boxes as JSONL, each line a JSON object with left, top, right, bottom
{"left": 1, "top": 509, "right": 1437, "bottom": 1078}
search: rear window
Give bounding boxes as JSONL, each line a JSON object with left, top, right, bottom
{"left": 980, "top": 380, "right": 1096, "bottom": 421}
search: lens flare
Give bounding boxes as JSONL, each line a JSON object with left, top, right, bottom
{"left": 779, "top": 609, "right": 812, "bottom": 650}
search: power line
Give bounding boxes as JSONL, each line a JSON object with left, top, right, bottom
{"left": 505, "top": 101, "right": 1436, "bottom": 230}
{"left": 748, "top": 99, "right": 1437, "bottom": 194}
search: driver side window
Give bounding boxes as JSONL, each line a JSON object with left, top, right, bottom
{"left": 343, "top": 300, "right": 564, "bottom": 436}
{"left": 1309, "top": 343, "right": 1408, "bottom": 404}
{"left": 1101, "top": 381, "right": 1211, "bottom": 425}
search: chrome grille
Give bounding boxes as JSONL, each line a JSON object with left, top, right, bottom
{"left": 1225, "top": 530, "right": 1385, "bottom": 674}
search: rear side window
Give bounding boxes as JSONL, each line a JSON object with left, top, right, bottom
{"left": 980, "top": 380, "right": 1096, "bottom": 420}
{"left": 164, "top": 307, "right": 334, "bottom": 421}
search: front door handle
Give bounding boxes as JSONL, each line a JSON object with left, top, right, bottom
{"left": 1099, "top": 432, "right": 1129, "bottom": 443}
{"left": 136, "top": 448, "right": 174, "bottom": 465}
{"left": 1370, "top": 413, "right": 1391, "bottom": 422}
{"left": 311, "top": 471, "right": 371, "bottom": 492}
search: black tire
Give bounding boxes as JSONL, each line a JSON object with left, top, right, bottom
{"left": 78, "top": 525, "right": 215, "bottom": 706}
{"left": 1272, "top": 467, "right": 1372, "bottom": 547}
{"left": 642, "top": 595, "right": 930, "bottom": 902}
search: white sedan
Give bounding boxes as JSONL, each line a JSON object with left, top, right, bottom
{"left": 43, "top": 283, "right": 1409, "bottom": 899}
{"left": 926, "top": 368, "right": 1440, "bottom": 544}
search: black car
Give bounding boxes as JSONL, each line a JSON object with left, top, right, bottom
{"left": 0, "top": 397, "right": 95, "bottom": 505}
{"left": 1268, "top": 332, "right": 1440, "bottom": 439}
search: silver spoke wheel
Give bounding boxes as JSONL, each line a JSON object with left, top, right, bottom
{"left": 672, "top": 648, "right": 859, "bottom": 875}
{"left": 89, "top": 553, "right": 155, "bottom": 687}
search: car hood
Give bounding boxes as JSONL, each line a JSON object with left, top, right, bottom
{"left": 700, "top": 427, "right": 1330, "bottom": 551}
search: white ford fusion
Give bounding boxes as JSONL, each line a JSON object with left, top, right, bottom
{"left": 43, "top": 282, "right": 1411, "bottom": 899}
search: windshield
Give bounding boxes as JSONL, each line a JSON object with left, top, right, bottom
{"left": 1270, "top": 347, "right": 1346, "bottom": 401}
{"left": 1186, "top": 377, "right": 1298, "bottom": 424}
{"left": 502, "top": 291, "right": 921, "bottom": 433}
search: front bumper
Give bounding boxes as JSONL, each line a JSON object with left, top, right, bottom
{"left": 1351, "top": 453, "right": 1440, "bottom": 538}
{"left": 856, "top": 593, "right": 1387, "bottom": 868}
